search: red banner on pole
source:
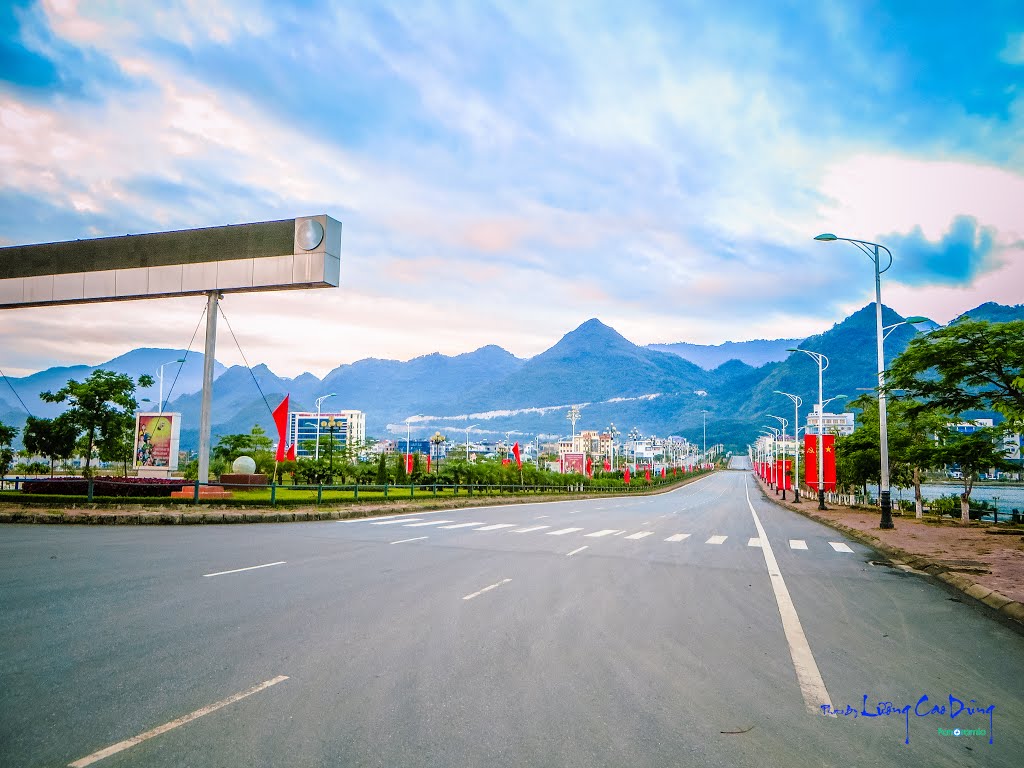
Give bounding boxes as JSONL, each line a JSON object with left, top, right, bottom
{"left": 624, "top": 466, "right": 631, "bottom": 484}
{"left": 273, "top": 395, "right": 289, "bottom": 461}
{"left": 804, "top": 435, "right": 818, "bottom": 486}
{"left": 406, "top": 453, "right": 414, "bottom": 474}
{"left": 512, "top": 441, "right": 522, "bottom": 470}
{"left": 823, "top": 434, "right": 836, "bottom": 491}
{"left": 776, "top": 459, "right": 792, "bottom": 490}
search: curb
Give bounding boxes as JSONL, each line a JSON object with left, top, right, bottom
{"left": 753, "top": 476, "right": 1024, "bottom": 634}
{"left": 0, "top": 471, "right": 716, "bottom": 528}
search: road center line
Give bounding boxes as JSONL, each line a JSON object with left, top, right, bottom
{"left": 68, "top": 675, "right": 289, "bottom": 767}
{"left": 566, "top": 546, "right": 588, "bottom": 557}
{"left": 744, "top": 480, "right": 833, "bottom": 716}
{"left": 391, "top": 536, "right": 428, "bottom": 544}
{"left": 462, "top": 578, "right": 512, "bottom": 601}
{"left": 203, "top": 561, "right": 286, "bottom": 578}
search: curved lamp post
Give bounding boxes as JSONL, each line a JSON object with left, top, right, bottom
{"left": 774, "top": 391, "right": 802, "bottom": 501}
{"left": 157, "top": 358, "right": 185, "bottom": 413}
{"left": 815, "top": 233, "right": 925, "bottom": 529}
{"left": 787, "top": 348, "right": 830, "bottom": 509}
{"left": 769, "top": 415, "right": 789, "bottom": 499}
{"left": 314, "top": 393, "right": 336, "bottom": 460}
{"left": 430, "top": 431, "right": 446, "bottom": 473}
{"left": 464, "top": 424, "right": 478, "bottom": 463}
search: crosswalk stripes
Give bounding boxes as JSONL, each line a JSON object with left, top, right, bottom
{"left": 354, "top": 517, "right": 855, "bottom": 555}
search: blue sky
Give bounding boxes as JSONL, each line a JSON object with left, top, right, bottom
{"left": 1, "top": 0, "right": 1022, "bottom": 378}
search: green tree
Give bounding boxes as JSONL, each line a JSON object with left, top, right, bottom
{"left": 935, "top": 427, "right": 1015, "bottom": 522}
{"left": 0, "top": 420, "right": 16, "bottom": 478}
{"left": 393, "top": 452, "right": 408, "bottom": 483}
{"left": 21, "top": 415, "right": 78, "bottom": 477}
{"left": 39, "top": 369, "right": 152, "bottom": 477}
{"left": 889, "top": 319, "right": 1024, "bottom": 426}
{"left": 96, "top": 410, "right": 136, "bottom": 476}
{"left": 375, "top": 453, "right": 388, "bottom": 484}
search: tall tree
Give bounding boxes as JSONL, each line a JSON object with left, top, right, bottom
{"left": 889, "top": 319, "right": 1024, "bottom": 426}
{"left": 39, "top": 370, "right": 152, "bottom": 477}
{"left": 22, "top": 415, "right": 79, "bottom": 477}
{"left": 0, "top": 421, "right": 16, "bottom": 478}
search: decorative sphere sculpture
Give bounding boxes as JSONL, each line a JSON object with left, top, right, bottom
{"left": 232, "top": 455, "right": 257, "bottom": 474}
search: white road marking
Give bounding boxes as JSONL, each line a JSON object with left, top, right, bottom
{"left": 474, "top": 523, "right": 518, "bottom": 531}
{"left": 748, "top": 538, "right": 763, "bottom": 547}
{"left": 744, "top": 481, "right": 833, "bottom": 716}
{"left": 665, "top": 533, "right": 691, "bottom": 542}
{"left": 829, "top": 542, "right": 854, "bottom": 553}
{"left": 705, "top": 535, "right": 728, "bottom": 545}
{"left": 391, "top": 536, "right": 428, "bottom": 544}
{"left": 370, "top": 518, "right": 423, "bottom": 525}
{"left": 68, "top": 676, "right": 289, "bottom": 767}
{"left": 566, "top": 546, "right": 588, "bottom": 557}
{"left": 585, "top": 529, "right": 621, "bottom": 538}
{"left": 535, "top": 515, "right": 550, "bottom": 519}
{"left": 625, "top": 531, "right": 654, "bottom": 540}
{"left": 439, "top": 522, "right": 485, "bottom": 529}
{"left": 203, "top": 561, "right": 286, "bottom": 578}
{"left": 462, "top": 578, "right": 512, "bottom": 601}
{"left": 403, "top": 520, "right": 454, "bottom": 527}
{"left": 512, "top": 525, "right": 550, "bottom": 533}
{"left": 547, "top": 527, "right": 584, "bottom": 535}
{"left": 789, "top": 539, "right": 808, "bottom": 550}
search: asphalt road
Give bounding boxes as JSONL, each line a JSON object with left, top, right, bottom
{"left": 2, "top": 470, "right": 1023, "bottom": 767}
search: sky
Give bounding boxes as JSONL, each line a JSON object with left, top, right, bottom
{"left": 1, "top": 0, "right": 1022, "bottom": 379}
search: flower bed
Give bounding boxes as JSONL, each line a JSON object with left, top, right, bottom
{"left": 21, "top": 477, "right": 187, "bottom": 498}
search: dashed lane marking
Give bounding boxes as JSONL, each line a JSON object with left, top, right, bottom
{"left": 664, "top": 533, "right": 690, "bottom": 542}
{"left": 474, "top": 523, "right": 518, "bottom": 531}
{"left": 829, "top": 542, "right": 854, "bottom": 553}
{"left": 547, "top": 527, "right": 584, "bottom": 535}
{"left": 203, "top": 561, "right": 286, "bottom": 578}
{"left": 391, "top": 536, "right": 428, "bottom": 545}
{"left": 585, "top": 529, "right": 622, "bottom": 538}
{"left": 68, "top": 676, "right": 289, "bottom": 767}
{"left": 748, "top": 538, "right": 763, "bottom": 547}
{"left": 404, "top": 520, "right": 454, "bottom": 527}
{"left": 512, "top": 525, "right": 550, "bottom": 533}
{"left": 625, "top": 531, "right": 654, "bottom": 540}
{"left": 789, "top": 540, "right": 808, "bottom": 550}
{"left": 705, "top": 535, "right": 728, "bottom": 545}
{"left": 567, "top": 546, "right": 588, "bottom": 557}
{"left": 438, "top": 522, "right": 484, "bottom": 529}
{"left": 371, "top": 518, "right": 423, "bottom": 525}
{"left": 462, "top": 578, "right": 512, "bottom": 601}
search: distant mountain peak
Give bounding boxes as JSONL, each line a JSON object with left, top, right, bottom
{"left": 555, "top": 318, "right": 635, "bottom": 349}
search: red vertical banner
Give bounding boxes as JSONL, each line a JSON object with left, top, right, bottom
{"left": 804, "top": 435, "right": 818, "bottom": 486}
{"left": 823, "top": 434, "right": 837, "bottom": 491}
{"left": 273, "top": 395, "right": 290, "bottom": 461}
{"left": 623, "top": 466, "right": 631, "bottom": 484}
{"left": 644, "top": 468, "right": 651, "bottom": 482}
{"left": 512, "top": 442, "right": 522, "bottom": 470}
{"left": 777, "top": 459, "right": 792, "bottom": 490}
{"left": 406, "top": 453, "right": 414, "bottom": 474}
{"left": 586, "top": 455, "right": 593, "bottom": 477}
{"left": 426, "top": 454, "right": 431, "bottom": 473}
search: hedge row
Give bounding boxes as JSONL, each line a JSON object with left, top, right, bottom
{"left": 21, "top": 477, "right": 186, "bottom": 498}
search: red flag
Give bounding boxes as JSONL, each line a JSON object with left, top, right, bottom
{"left": 427, "top": 454, "right": 431, "bottom": 473}
{"left": 406, "top": 453, "right": 414, "bottom": 474}
{"left": 603, "top": 459, "right": 611, "bottom": 472}
{"left": 623, "top": 466, "right": 631, "bottom": 484}
{"left": 586, "top": 455, "right": 593, "bottom": 477}
{"left": 644, "top": 468, "right": 651, "bottom": 482}
{"left": 804, "top": 434, "right": 818, "bottom": 486}
{"left": 273, "top": 395, "right": 289, "bottom": 461}
{"left": 823, "top": 434, "right": 837, "bottom": 491}
{"left": 286, "top": 444, "right": 296, "bottom": 461}
{"left": 661, "top": 467, "right": 666, "bottom": 478}
{"left": 512, "top": 441, "right": 522, "bottom": 470}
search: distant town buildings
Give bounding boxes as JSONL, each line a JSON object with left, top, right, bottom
{"left": 288, "top": 410, "right": 366, "bottom": 458}
{"left": 805, "top": 405, "right": 855, "bottom": 436}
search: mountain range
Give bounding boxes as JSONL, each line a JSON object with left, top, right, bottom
{"left": 1, "top": 301, "right": 1020, "bottom": 453}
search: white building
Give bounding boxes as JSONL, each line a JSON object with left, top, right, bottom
{"left": 805, "top": 405, "right": 855, "bottom": 436}
{"left": 288, "top": 410, "right": 366, "bottom": 458}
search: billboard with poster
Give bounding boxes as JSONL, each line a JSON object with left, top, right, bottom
{"left": 561, "top": 453, "right": 586, "bottom": 474}
{"left": 134, "top": 413, "right": 181, "bottom": 470}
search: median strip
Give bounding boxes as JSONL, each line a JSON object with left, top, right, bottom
{"left": 68, "top": 675, "right": 289, "bottom": 767}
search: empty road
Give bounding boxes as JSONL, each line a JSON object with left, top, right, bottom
{"left": 2, "top": 470, "right": 1022, "bottom": 766}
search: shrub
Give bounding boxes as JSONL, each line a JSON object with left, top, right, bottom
{"left": 21, "top": 477, "right": 186, "bottom": 497}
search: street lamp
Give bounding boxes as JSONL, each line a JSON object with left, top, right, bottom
{"left": 702, "top": 410, "right": 708, "bottom": 468}
{"left": 815, "top": 234, "right": 924, "bottom": 529}
{"left": 774, "top": 391, "right": 803, "bottom": 502}
{"left": 567, "top": 405, "right": 581, "bottom": 447}
{"left": 320, "top": 416, "right": 340, "bottom": 480}
{"left": 769, "top": 415, "right": 789, "bottom": 499}
{"left": 314, "top": 393, "right": 336, "bottom": 460}
{"left": 464, "top": 424, "right": 478, "bottom": 463}
{"left": 430, "top": 431, "right": 446, "bottom": 473}
{"left": 787, "top": 348, "right": 830, "bottom": 510}
{"left": 156, "top": 358, "right": 185, "bottom": 413}
{"left": 760, "top": 427, "right": 780, "bottom": 488}
{"left": 607, "top": 422, "right": 619, "bottom": 470}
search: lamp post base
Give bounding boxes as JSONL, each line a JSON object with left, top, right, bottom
{"left": 879, "top": 490, "right": 895, "bottom": 529}
{"left": 818, "top": 489, "right": 826, "bottom": 510}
